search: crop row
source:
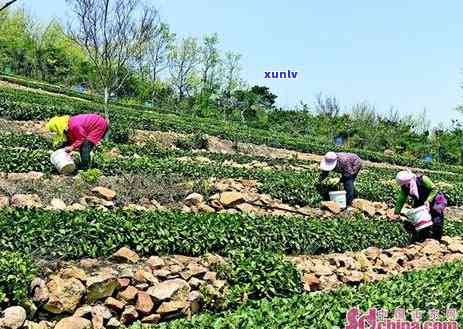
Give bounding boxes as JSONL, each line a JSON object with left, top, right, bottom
{"left": 158, "top": 259, "right": 463, "bottom": 329}
{"left": 2, "top": 144, "right": 463, "bottom": 207}
{"left": 0, "top": 208, "right": 455, "bottom": 259}
{"left": 1, "top": 85, "right": 462, "bottom": 173}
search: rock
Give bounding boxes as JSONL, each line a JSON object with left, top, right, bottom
{"left": 86, "top": 275, "right": 120, "bottom": 304}
{"left": 354, "top": 253, "right": 371, "bottom": 271}
{"left": 11, "top": 194, "right": 42, "bottom": 208}
{"left": 120, "top": 306, "right": 138, "bottom": 325}
{"left": 352, "top": 199, "right": 376, "bottom": 217}
{"left": 365, "top": 247, "right": 381, "bottom": 260}
{"left": 146, "top": 256, "right": 165, "bottom": 269}
{"left": 448, "top": 243, "right": 463, "bottom": 253}
{"left": 188, "top": 291, "right": 203, "bottom": 315}
{"left": 312, "top": 264, "right": 335, "bottom": 277}
{"left": 92, "top": 186, "right": 116, "bottom": 201}
{"left": 117, "top": 278, "right": 130, "bottom": 288}
{"left": 107, "top": 318, "right": 121, "bottom": 328}
{"left": 184, "top": 193, "right": 204, "bottom": 206}
{"left": 156, "top": 301, "right": 187, "bottom": 315}
{"left": 147, "top": 279, "right": 190, "bottom": 302}
{"left": 118, "top": 286, "right": 139, "bottom": 302}
{"left": 203, "top": 271, "right": 217, "bottom": 282}
{"left": 80, "top": 196, "right": 114, "bottom": 208}
{"left": 79, "top": 259, "right": 98, "bottom": 269}
{"left": 218, "top": 192, "right": 244, "bottom": 207}
{"left": 44, "top": 276, "right": 86, "bottom": 314}
{"left": 105, "top": 297, "right": 127, "bottom": 311}
{"left": 202, "top": 254, "right": 225, "bottom": 267}
{"left": 303, "top": 274, "right": 320, "bottom": 292}
{"left": 320, "top": 201, "right": 341, "bottom": 214}
{"left": 188, "top": 277, "right": 203, "bottom": 289}
{"left": 0, "top": 195, "right": 9, "bottom": 208}
{"left": 31, "top": 278, "right": 49, "bottom": 304}
{"left": 318, "top": 274, "right": 341, "bottom": 290}
{"left": 343, "top": 271, "right": 364, "bottom": 284}
{"left": 330, "top": 255, "right": 355, "bottom": 268}
{"left": 421, "top": 239, "right": 444, "bottom": 256}
{"left": 74, "top": 305, "right": 92, "bottom": 318}
{"left": 0, "top": 306, "right": 27, "bottom": 329}
{"left": 60, "top": 266, "right": 87, "bottom": 282}
{"left": 141, "top": 314, "right": 161, "bottom": 324}
{"left": 54, "top": 317, "right": 91, "bottom": 329}
{"left": 112, "top": 247, "right": 140, "bottom": 263}
{"left": 152, "top": 269, "right": 171, "bottom": 278}
{"left": 235, "top": 203, "right": 259, "bottom": 213}
{"left": 134, "top": 268, "right": 158, "bottom": 285}
{"left": 50, "top": 198, "right": 67, "bottom": 210}
{"left": 67, "top": 203, "right": 87, "bottom": 211}
{"left": 91, "top": 305, "right": 111, "bottom": 329}
{"left": 136, "top": 292, "right": 154, "bottom": 314}
{"left": 197, "top": 203, "right": 215, "bottom": 213}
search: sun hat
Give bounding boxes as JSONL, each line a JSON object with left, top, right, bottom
{"left": 396, "top": 170, "right": 419, "bottom": 198}
{"left": 320, "top": 152, "right": 338, "bottom": 171}
{"left": 46, "top": 115, "right": 70, "bottom": 147}
{"left": 395, "top": 170, "right": 415, "bottom": 186}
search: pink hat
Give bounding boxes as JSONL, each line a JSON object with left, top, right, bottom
{"left": 320, "top": 152, "right": 337, "bottom": 171}
{"left": 395, "top": 170, "right": 415, "bottom": 186}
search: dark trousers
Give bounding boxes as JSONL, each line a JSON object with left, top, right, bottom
{"left": 341, "top": 175, "right": 357, "bottom": 207}
{"left": 430, "top": 210, "right": 444, "bottom": 241}
{"left": 79, "top": 140, "right": 95, "bottom": 170}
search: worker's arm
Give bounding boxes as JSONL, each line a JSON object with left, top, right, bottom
{"left": 422, "top": 175, "right": 438, "bottom": 204}
{"left": 318, "top": 171, "right": 329, "bottom": 184}
{"left": 394, "top": 188, "right": 408, "bottom": 215}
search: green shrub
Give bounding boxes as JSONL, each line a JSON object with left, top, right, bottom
{"left": 0, "top": 208, "right": 456, "bottom": 259}
{"left": 157, "top": 260, "right": 463, "bottom": 328}
{"left": 175, "top": 133, "right": 209, "bottom": 150}
{"left": 216, "top": 249, "right": 302, "bottom": 307}
{"left": 0, "top": 251, "right": 37, "bottom": 304}
{"left": 79, "top": 168, "right": 103, "bottom": 185}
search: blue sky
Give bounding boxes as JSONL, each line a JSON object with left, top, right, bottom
{"left": 20, "top": 1, "right": 463, "bottom": 125}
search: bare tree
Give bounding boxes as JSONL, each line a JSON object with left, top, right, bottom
{"left": 66, "top": 0, "right": 158, "bottom": 108}
{"left": 168, "top": 36, "right": 199, "bottom": 101}
{"left": 200, "top": 33, "right": 220, "bottom": 93}
{"left": 146, "top": 22, "right": 174, "bottom": 82}
{"left": 223, "top": 51, "right": 242, "bottom": 99}
{"left": 0, "top": 0, "right": 19, "bottom": 12}
{"left": 315, "top": 93, "right": 341, "bottom": 118}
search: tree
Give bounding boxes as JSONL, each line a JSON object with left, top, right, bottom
{"left": 314, "top": 93, "right": 341, "bottom": 118}
{"left": 223, "top": 51, "right": 242, "bottom": 99}
{"left": 200, "top": 33, "right": 220, "bottom": 93}
{"left": 0, "top": 0, "right": 19, "bottom": 12}
{"left": 66, "top": 0, "right": 158, "bottom": 107}
{"left": 168, "top": 36, "right": 200, "bottom": 101}
{"left": 146, "top": 22, "right": 174, "bottom": 83}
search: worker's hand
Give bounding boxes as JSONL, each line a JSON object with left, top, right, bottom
{"left": 424, "top": 201, "right": 430, "bottom": 210}
{"left": 64, "top": 146, "right": 73, "bottom": 153}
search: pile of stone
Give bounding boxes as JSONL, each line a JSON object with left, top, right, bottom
{"left": 181, "top": 178, "right": 317, "bottom": 217}
{"left": 26, "top": 248, "right": 227, "bottom": 328}
{"left": 0, "top": 186, "right": 165, "bottom": 213}
{"left": 320, "top": 198, "right": 394, "bottom": 218}
{"left": 291, "top": 236, "right": 463, "bottom": 292}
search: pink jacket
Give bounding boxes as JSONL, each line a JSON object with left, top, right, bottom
{"left": 67, "top": 114, "right": 108, "bottom": 150}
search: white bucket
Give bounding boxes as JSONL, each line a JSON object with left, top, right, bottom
{"left": 50, "top": 148, "right": 76, "bottom": 174}
{"left": 406, "top": 205, "right": 433, "bottom": 231}
{"left": 329, "top": 191, "right": 347, "bottom": 209}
